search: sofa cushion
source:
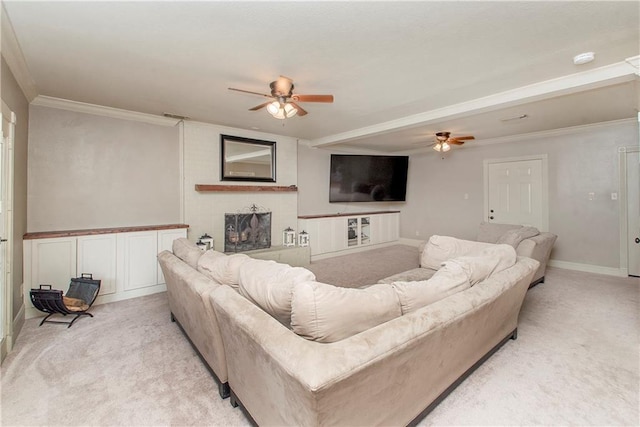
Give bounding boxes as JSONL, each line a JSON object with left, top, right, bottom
{"left": 496, "top": 226, "right": 539, "bottom": 248}
{"left": 172, "top": 238, "right": 203, "bottom": 269}
{"left": 377, "top": 267, "right": 436, "bottom": 284}
{"left": 291, "top": 281, "right": 401, "bottom": 343}
{"left": 476, "top": 222, "right": 522, "bottom": 244}
{"left": 420, "top": 235, "right": 495, "bottom": 270}
{"left": 198, "top": 252, "right": 251, "bottom": 289}
{"left": 446, "top": 244, "right": 517, "bottom": 285}
{"left": 239, "top": 259, "right": 316, "bottom": 327}
{"left": 391, "top": 262, "right": 471, "bottom": 315}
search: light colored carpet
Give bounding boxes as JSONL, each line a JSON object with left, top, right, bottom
{"left": 306, "top": 243, "right": 420, "bottom": 287}
{"left": 1, "top": 245, "right": 639, "bottom": 426}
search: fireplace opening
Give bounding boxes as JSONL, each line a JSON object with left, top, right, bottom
{"left": 224, "top": 205, "right": 271, "bottom": 253}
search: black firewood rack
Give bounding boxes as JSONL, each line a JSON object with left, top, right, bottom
{"left": 30, "top": 274, "right": 101, "bottom": 328}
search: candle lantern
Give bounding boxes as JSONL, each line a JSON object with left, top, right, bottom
{"left": 199, "top": 233, "right": 214, "bottom": 251}
{"left": 283, "top": 227, "right": 296, "bottom": 247}
{"left": 298, "top": 230, "right": 310, "bottom": 247}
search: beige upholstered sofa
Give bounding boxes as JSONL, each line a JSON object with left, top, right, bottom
{"left": 381, "top": 223, "right": 556, "bottom": 288}
{"left": 160, "top": 237, "right": 538, "bottom": 425}
{"left": 476, "top": 222, "right": 556, "bottom": 286}
{"left": 158, "top": 239, "right": 232, "bottom": 398}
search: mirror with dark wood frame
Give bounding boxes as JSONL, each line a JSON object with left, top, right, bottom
{"left": 221, "top": 134, "right": 276, "bottom": 182}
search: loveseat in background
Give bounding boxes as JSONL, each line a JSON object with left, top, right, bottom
{"left": 381, "top": 222, "right": 556, "bottom": 288}
{"left": 476, "top": 222, "right": 556, "bottom": 286}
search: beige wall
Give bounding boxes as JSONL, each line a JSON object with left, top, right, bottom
{"left": 27, "top": 105, "right": 180, "bottom": 231}
{"left": 182, "top": 121, "right": 298, "bottom": 249}
{"left": 26, "top": 105, "right": 300, "bottom": 250}
{"left": 297, "top": 120, "right": 639, "bottom": 270}
{"left": 1, "top": 56, "right": 29, "bottom": 337}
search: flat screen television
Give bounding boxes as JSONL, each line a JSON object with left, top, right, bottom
{"left": 329, "top": 154, "right": 409, "bottom": 202}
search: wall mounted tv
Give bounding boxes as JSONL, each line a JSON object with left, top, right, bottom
{"left": 329, "top": 154, "right": 409, "bottom": 202}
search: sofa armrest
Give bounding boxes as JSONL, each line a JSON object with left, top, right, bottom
{"left": 158, "top": 250, "right": 229, "bottom": 385}
{"left": 210, "top": 257, "right": 538, "bottom": 426}
{"left": 515, "top": 233, "right": 557, "bottom": 283}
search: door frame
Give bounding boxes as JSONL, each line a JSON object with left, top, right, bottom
{"left": 483, "top": 154, "right": 549, "bottom": 231}
{"left": 1, "top": 100, "right": 16, "bottom": 361}
{"left": 618, "top": 145, "right": 640, "bottom": 276}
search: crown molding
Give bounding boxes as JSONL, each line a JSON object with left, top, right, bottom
{"left": 625, "top": 55, "right": 640, "bottom": 74}
{"left": 31, "top": 95, "right": 181, "bottom": 127}
{"left": 395, "top": 118, "right": 638, "bottom": 155}
{"left": 310, "top": 59, "right": 639, "bottom": 148}
{"left": 473, "top": 118, "right": 637, "bottom": 147}
{"left": 1, "top": 3, "right": 38, "bottom": 101}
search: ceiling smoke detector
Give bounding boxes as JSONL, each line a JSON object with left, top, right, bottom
{"left": 573, "top": 52, "right": 595, "bottom": 65}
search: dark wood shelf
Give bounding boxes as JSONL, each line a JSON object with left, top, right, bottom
{"left": 24, "top": 223, "right": 189, "bottom": 240}
{"left": 195, "top": 184, "right": 298, "bottom": 192}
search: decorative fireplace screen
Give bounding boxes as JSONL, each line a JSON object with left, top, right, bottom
{"left": 224, "top": 205, "right": 272, "bottom": 253}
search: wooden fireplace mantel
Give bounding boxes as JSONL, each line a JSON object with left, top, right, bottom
{"left": 195, "top": 184, "right": 298, "bottom": 192}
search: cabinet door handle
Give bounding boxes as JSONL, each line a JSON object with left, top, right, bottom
{"left": 489, "top": 216, "right": 494, "bottom": 220}
{"left": 635, "top": 237, "right": 640, "bottom": 244}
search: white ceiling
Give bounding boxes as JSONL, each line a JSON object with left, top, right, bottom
{"left": 3, "top": 1, "right": 639, "bottom": 152}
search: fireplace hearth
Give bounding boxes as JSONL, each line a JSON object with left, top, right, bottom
{"left": 224, "top": 205, "right": 271, "bottom": 253}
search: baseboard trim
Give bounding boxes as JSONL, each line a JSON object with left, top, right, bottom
{"left": 548, "top": 260, "right": 627, "bottom": 277}
{"left": 2, "top": 303, "right": 25, "bottom": 360}
{"left": 13, "top": 303, "right": 25, "bottom": 339}
{"left": 398, "top": 237, "right": 424, "bottom": 247}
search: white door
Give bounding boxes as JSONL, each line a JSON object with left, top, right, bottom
{"left": 627, "top": 150, "right": 640, "bottom": 277}
{"left": 485, "top": 157, "right": 547, "bottom": 230}
{"left": 0, "top": 102, "right": 15, "bottom": 359}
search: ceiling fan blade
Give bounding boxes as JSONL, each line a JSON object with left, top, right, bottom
{"left": 452, "top": 136, "right": 475, "bottom": 141}
{"left": 249, "top": 101, "right": 272, "bottom": 111}
{"left": 448, "top": 140, "right": 465, "bottom": 145}
{"left": 290, "top": 102, "right": 308, "bottom": 116}
{"left": 229, "top": 87, "right": 273, "bottom": 98}
{"left": 291, "top": 94, "right": 334, "bottom": 103}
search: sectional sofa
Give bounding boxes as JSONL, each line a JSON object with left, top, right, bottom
{"left": 158, "top": 237, "right": 539, "bottom": 425}
{"left": 380, "top": 222, "right": 556, "bottom": 288}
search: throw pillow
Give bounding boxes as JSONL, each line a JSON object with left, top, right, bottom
{"left": 291, "top": 281, "right": 401, "bottom": 343}
{"left": 238, "top": 259, "right": 316, "bottom": 327}
{"left": 496, "top": 226, "right": 539, "bottom": 248}
{"left": 196, "top": 250, "right": 228, "bottom": 282}
{"left": 198, "top": 252, "right": 251, "bottom": 288}
{"left": 476, "top": 222, "right": 523, "bottom": 243}
{"left": 420, "top": 235, "right": 495, "bottom": 270}
{"left": 445, "top": 244, "right": 517, "bottom": 286}
{"left": 392, "top": 262, "right": 471, "bottom": 315}
{"left": 172, "top": 238, "right": 203, "bottom": 269}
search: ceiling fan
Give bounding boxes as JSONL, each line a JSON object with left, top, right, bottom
{"left": 432, "top": 132, "right": 475, "bottom": 152}
{"left": 228, "top": 76, "right": 334, "bottom": 119}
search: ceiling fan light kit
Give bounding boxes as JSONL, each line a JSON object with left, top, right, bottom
{"left": 267, "top": 100, "right": 298, "bottom": 119}
{"left": 433, "top": 142, "right": 451, "bottom": 152}
{"left": 229, "top": 76, "right": 333, "bottom": 120}
{"left": 431, "top": 131, "right": 475, "bottom": 153}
